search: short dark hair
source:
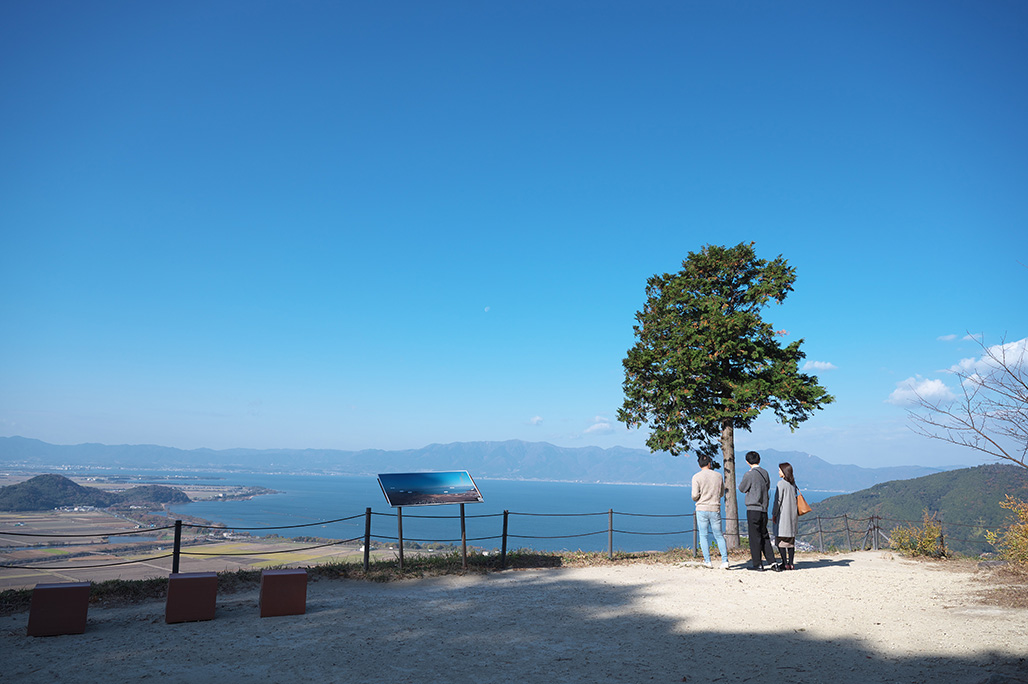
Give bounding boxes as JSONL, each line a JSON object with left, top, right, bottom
{"left": 745, "top": 451, "right": 761, "bottom": 465}
{"left": 697, "top": 454, "right": 712, "bottom": 469}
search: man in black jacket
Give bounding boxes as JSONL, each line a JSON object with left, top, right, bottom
{"left": 737, "top": 451, "right": 779, "bottom": 571}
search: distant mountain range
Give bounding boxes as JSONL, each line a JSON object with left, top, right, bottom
{"left": 0, "top": 436, "right": 961, "bottom": 493}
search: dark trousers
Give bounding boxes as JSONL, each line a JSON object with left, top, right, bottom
{"left": 746, "top": 510, "right": 777, "bottom": 568}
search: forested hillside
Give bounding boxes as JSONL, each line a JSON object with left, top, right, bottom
{"left": 0, "top": 474, "right": 190, "bottom": 511}
{"left": 809, "top": 464, "right": 1028, "bottom": 555}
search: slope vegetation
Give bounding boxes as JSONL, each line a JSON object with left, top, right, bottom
{"left": 810, "top": 464, "right": 1028, "bottom": 555}
{"left": 0, "top": 474, "right": 190, "bottom": 511}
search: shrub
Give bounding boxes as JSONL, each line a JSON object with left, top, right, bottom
{"left": 986, "top": 496, "right": 1028, "bottom": 566}
{"left": 890, "top": 510, "right": 945, "bottom": 557}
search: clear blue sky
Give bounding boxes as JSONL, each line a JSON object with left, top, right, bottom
{"left": 2, "top": 2, "right": 1026, "bottom": 468}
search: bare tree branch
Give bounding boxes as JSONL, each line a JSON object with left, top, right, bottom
{"left": 907, "top": 335, "right": 1028, "bottom": 469}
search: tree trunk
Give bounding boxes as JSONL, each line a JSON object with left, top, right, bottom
{"left": 721, "top": 419, "right": 740, "bottom": 549}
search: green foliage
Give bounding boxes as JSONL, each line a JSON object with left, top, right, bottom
{"left": 115, "top": 485, "right": 190, "bottom": 505}
{"left": 890, "top": 510, "right": 945, "bottom": 558}
{"left": 0, "top": 474, "right": 117, "bottom": 510}
{"left": 986, "top": 496, "right": 1028, "bottom": 566}
{"left": 0, "top": 475, "right": 190, "bottom": 511}
{"left": 811, "top": 464, "right": 1028, "bottom": 556}
{"left": 618, "top": 242, "right": 834, "bottom": 459}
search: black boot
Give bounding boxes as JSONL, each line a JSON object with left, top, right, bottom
{"left": 768, "top": 547, "right": 785, "bottom": 572}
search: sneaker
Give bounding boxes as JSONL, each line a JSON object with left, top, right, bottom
{"left": 769, "top": 563, "right": 783, "bottom": 572}
{"left": 720, "top": 561, "right": 730, "bottom": 569}
{"left": 703, "top": 561, "right": 713, "bottom": 568}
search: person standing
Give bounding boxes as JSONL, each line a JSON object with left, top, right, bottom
{"left": 691, "top": 454, "right": 730, "bottom": 568}
{"left": 737, "top": 451, "right": 779, "bottom": 571}
{"left": 773, "top": 462, "right": 800, "bottom": 570}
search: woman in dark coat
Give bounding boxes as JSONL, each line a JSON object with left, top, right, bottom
{"left": 772, "top": 462, "right": 799, "bottom": 570}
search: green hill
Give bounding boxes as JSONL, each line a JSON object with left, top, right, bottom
{"left": 0, "top": 474, "right": 190, "bottom": 511}
{"left": 115, "top": 485, "right": 191, "bottom": 506}
{"left": 805, "top": 464, "right": 1028, "bottom": 556}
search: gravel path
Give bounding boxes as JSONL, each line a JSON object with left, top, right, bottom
{"left": 2, "top": 551, "right": 1026, "bottom": 683}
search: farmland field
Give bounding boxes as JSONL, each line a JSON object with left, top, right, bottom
{"left": 0, "top": 510, "right": 377, "bottom": 591}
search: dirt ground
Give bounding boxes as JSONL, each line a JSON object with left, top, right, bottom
{"left": 2, "top": 551, "right": 1026, "bottom": 684}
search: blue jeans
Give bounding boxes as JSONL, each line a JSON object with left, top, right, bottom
{"left": 696, "top": 509, "right": 727, "bottom": 564}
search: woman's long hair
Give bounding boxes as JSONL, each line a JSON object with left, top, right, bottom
{"left": 778, "top": 462, "right": 796, "bottom": 487}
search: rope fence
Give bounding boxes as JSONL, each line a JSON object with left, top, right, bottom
{"left": 0, "top": 504, "right": 1011, "bottom": 576}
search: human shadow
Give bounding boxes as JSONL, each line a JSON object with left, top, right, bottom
{"left": 795, "top": 557, "right": 855, "bottom": 570}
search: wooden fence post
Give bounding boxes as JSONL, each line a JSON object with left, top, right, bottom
{"left": 363, "top": 508, "right": 371, "bottom": 573}
{"left": 500, "top": 510, "right": 509, "bottom": 569}
{"left": 397, "top": 507, "right": 404, "bottom": 572}
{"left": 844, "top": 515, "right": 853, "bottom": 552}
{"left": 460, "top": 503, "right": 467, "bottom": 571}
{"left": 608, "top": 509, "right": 614, "bottom": 560}
{"left": 692, "top": 512, "right": 698, "bottom": 558}
{"left": 172, "top": 520, "right": 182, "bottom": 574}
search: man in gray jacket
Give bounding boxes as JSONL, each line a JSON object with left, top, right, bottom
{"left": 737, "top": 450, "right": 779, "bottom": 571}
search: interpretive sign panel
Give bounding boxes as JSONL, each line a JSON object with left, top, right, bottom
{"left": 377, "top": 471, "right": 484, "bottom": 508}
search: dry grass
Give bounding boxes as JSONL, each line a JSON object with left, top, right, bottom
{"left": 889, "top": 550, "right": 1028, "bottom": 610}
{"left": 976, "top": 564, "right": 1028, "bottom": 609}
{"left": 888, "top": 551, "right": 1028, "bottom": 609}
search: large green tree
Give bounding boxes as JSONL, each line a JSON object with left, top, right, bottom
{"left": 617, "top": 242, "right": 834, "bottom": 547}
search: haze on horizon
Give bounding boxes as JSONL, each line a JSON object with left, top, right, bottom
{"left": 2, "top": 3, "right": 1026, "bottom": 470}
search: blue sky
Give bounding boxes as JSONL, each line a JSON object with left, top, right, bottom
{"left": 2, "top": 2, "right": 1026, "bottom": 469}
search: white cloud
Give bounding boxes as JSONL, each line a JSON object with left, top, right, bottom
{"left": 937, "top": 334, "right": 958, "bottom": 342}
{"left": 950, "top": 337, "right": 1028, "bottom": 376}
{"left": 584, "top": 416, "right": 614, "bottom": 434}
{"left": 802, "top": 360, "right": 837, "bottom": 371}
{"left": 886, "top": 376, "right": 955, "bottom": 406}
{"left": 529, "top": 415, "right": 543, "bottom": 426}
{"left": 951, "top": 355, "right": 980, "bottom": 374}
{"left": 484, "top": 306, "right": 490, "bottom": 313}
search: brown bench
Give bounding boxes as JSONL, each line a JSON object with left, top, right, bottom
{"left": 165, "top": 572, "right": 218, "bottom": 624}
{"left": 259, "top": 568, "right": 307, "bottom": 617}
{"left": 27, "top": 582, "right": 91, "bottom": 637}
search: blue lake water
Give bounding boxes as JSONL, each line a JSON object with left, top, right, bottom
{"left": 158, "top": 474, "right": 837, "bottom": 553}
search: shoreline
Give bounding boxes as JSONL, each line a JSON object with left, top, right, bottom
{"left": 1, "top": 468, "right": 855, "bottom": 493}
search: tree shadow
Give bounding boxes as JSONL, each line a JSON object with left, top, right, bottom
{"left": 4, "top": 567, "right": 1026, "bottom": 684}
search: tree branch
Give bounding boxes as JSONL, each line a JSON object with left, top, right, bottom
{"left": 907, "top": 335, "right": 1028, "bottom": 469}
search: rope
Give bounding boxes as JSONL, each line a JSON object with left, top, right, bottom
{"left": 0, "top": 525, "right": 176, "bottom": 538}
{"left": 369, "top": 511, "right": 504, "bottom": 520}
{"left": 369, "top": 535, "right": 502, "bottom": 543}
{"left": 2, "top": 505, "right": 1014, "bottom": 572}
{"left": 182, "top": 513, "right": 365, "bottom": 531}
{"left": 182, "top": 538, "right": 363, "bottom": 556}
{"left": 508, "top": 511, "right": 608, "bottom": 517}
{"left": 507, "top": 530, "right": 607, "bottom": 540}
{"left": 0, "top": 554, "right": 175, "bottom": 570}
{"left": 615, "top": 529, "right": 693, "bottom": 536}
{"left": 615, "top": 512, "right": 692, "bottom": 518}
